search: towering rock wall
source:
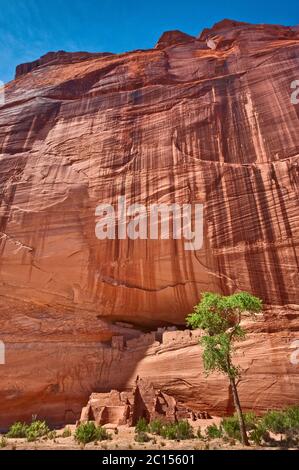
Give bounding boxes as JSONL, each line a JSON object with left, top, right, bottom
{"left": 0, "top": 20, "right": 298, "bottom": 426}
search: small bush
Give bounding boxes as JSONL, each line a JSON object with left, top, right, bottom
{"left": 47, "top": 431, "right": 57, "bottom": 440}
{"left": 160, "top": 420, "right": 194, "bottom": 441}
{"left": 176, "top": 420, "right": 194, "bottom": 439}
{"left": 75, "top": 422, "right": 110, "bottom": 445}
{"left": 0, "top": 437, "right": 7, "bottom": 448}
{"left": 134, "top": 431, "right": 151, "bottom": 443}
{"left": 221, "top": 415, "right": 241, "bottom": 441}
{"left": 160, "top": 424, "right": 177, "bottom": 440}
{"left": 206, "top": 424, "right": 223, "bottom": 439}
{"left": 243, "top": 412, "right": 258, "bottom": 430}
{"left": 221, "top": 412, "right": 257, "bottom": 442}
{"left": 249, "top": 424, "right": 268, "bottom": 446}
{"left": 260, "top": 406, "right": 299, "bottom": 435}
{"left": 7, "top": 422, "right": 28, "bottom": 439}
{"left": 197, "top": 427, "right": 203, "bottom": 439}
{"left": 62, "top": 427, "right": 72, "bottom": 438}
{"left": 261, "top": 410, "right": 286, "bottom": 434}
{"left": 285, "top": 405, "right": 299, "bottom": 428}
{"left": 149, "top": 419, "right": 163, "bottom": 435}
{"left": 135, "top": 418, "right": 149, "bottom": 433}
{"left": 7, "top": 420, "right": 50, "bottom": 442}
{"left": 26, "top": 421, "right": 50, "bottom": 442}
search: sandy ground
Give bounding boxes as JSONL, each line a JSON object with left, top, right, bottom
{"left": 0, "top": 419, "right": 278, "bottom": 451}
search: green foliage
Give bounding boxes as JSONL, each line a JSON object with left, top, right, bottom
{"left": 221, "top": 413, "right": 257, "bottom": 442}
{"left": 135, "top": 418, "right": 149, "bottom": 433}
{"left": 47, "top": 430, "right": 57, "bottom": 440}
{"left": 134, "top": 431, "right": 151, "bottom": 443}
{"left": 26, "top": 421, "right": 50, "bottom": 442}
{"left": 201, "top": 333, "right": 242, "bottom": 378}
{"left": 260, "top": 406, "right": 299, "bottom": 434}
{"left": 285, "top": 406, "right": 299, "bottom": 428}
{"left": 221, "top": 415, "right": 242, "bottom": 440}
{"left": 7, "top": 422, "right": 28, "bottom": 438}
{"left": 206, "top": 424, "right": 223, "bottom": 439}
{"left": 149, "top": 419, "right": 163, "bottom": 435}
{"left": 0, "top": 436, "right": 7, "bottom": 448}
{"left": 243, "top": 412, "right": 258, "bottom": 429}
{"left": 62, "top": 427, "right": 72, "bottom": 438}
{"left": 261, "top": 410, "right": 286, "bottom": 433}
{"left": 249, "top": 424, "right": 268, "bottom": 446}
{"left": 75, "top": 422, "right": 110, "bottom": 445}
{"left": 187, "top": 292, "right": 262, "bottom": 379}
{"left": 176, "top": 420, "right": 194, "bottom": 440}
{"left": 159, "top": 421, "right": 194, "bottom": 441}
{"left": 219, "top": 407, "right": 299, "bottom": 445}
{"left": 7, "top": 420, "right": 50, "bottom": 442}
{"left": 187, "top": 292, "right": 262, "bottom": 335}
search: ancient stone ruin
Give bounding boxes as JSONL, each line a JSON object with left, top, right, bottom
{"left": 80, "top": 377, "right": 210, "bottom": 426}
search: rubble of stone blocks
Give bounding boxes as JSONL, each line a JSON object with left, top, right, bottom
{"left": 79, "top": 376, "right": 209, "bottom": 426}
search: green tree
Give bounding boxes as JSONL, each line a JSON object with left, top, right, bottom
{"left": 187, "top": 292, "right": 262, "bottom": 446}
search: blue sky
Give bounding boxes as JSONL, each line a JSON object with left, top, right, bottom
{"left": 0, "top": 0, "right": 298, "bottom": 83}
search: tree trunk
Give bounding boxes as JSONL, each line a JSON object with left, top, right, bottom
{"left": 230, "top": 376, "right": 250, "bottom": 446}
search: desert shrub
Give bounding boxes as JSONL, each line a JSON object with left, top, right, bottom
{"left": 7, "top": 420, "right": 50, "bottom": 442}
{"left": 261, "top": 410, "right": 287, "bottom": 434}
{"left": 134, "top": 431, "right": 151, "bottom": 443}
{"left": 0, "top": 437, "right": 7, "bottom": 448}
{"left": 243, "top": 412, "right": 258, "bottom": 430}
{"left": 197, "top": 427, "right": 203, "bottom": 439}
{"left": 221, "top": 415, "right": 241, "bottom": 440}
{"left": 47, "top": 430, "right": 57, "bottom": 440}
{"left": 160, "top": 423, "right": 177, "bottom": 440}
{"left": 221, "top": 412, "right": 256, "bottom": 442}
{"left": 149, "top": 419, "right": 163, "bottom": 435}
{"left": 75, "top": 422, "right": 110, "bottom": 445}
{"left": 7, "top": 422, "right": 28, "bottom": 439}
{"left": 176, "top": 420, "right": 194, "bottom": 439}
{"left": 160, "top": 420, "right": 194, "bottom": 440}
{"left": 26, "top": 421, "right": 50, "bottom": 442}
{"left": 249, "top": 424, "right": 269, "bottom": 446}
{"left": 284, "top": 406, "right": 299, "bottom": 429}
{"left": 260, "top": 406, "right": 299, "bottom": 435}
{"left": 135, "top": 418, "right": 149, "bottom": 433}
{"left": 62, "top": 427, "right": 72, "bottom": 438}
{"left": 206, "top": 424, "right": 223, "bottom": 439}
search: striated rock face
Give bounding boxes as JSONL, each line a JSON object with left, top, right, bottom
{"left": 15, "top": 50, "right": 114, "bottom": 79}
{"left": 0, "top": 20, "right": 299, "bottom": 427}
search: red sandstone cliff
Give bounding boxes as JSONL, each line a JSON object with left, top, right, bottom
{"left": 0, "top": 20, "right": 298, "bottom": 427}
